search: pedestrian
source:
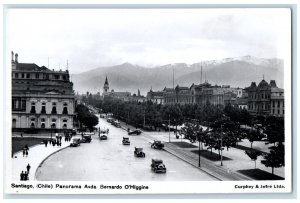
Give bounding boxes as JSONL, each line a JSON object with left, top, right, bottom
{"left": 22, "top": 149, "right": 25, "bottom": 157}
{"left": 26, "top": 164, "right": 31, "bottom": 173}
{"left": 20, "top": 133, "right": 23, "bottom": 138}
{"left": 24, "top": 171, "right": 28, "bottom": 181}
{"left": 25, "top": 149, "right": 28, "bottom": 157}
{"left": 24, "top": 144, "right": 29, "bottom": 151}
{"left": 20, "top": 171, "right": 24, "bottom": 181}
{"left": 45, "top": 140, "right": 48, "bottom": 147}
{"left": 59, "top": 135, "right": 62, "bottom": 142}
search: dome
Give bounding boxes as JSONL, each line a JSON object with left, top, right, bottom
{"left": 258, "top": 79, "right": 269, "bottom": 88}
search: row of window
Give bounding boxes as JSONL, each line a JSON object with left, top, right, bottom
{"left": 249, "top": 93, "right": 271, "bottom": 100}
{"left": 271, "top": 109, "right": 285, "bottom": 115}
{"left": 13, "top": 72, "right": 69, "bottom": 80}
{"left": 12, "top": 118, "right": 69, "bottom": 128}
{"left": 30, "top": 102, "right": 68, "bottom": 114}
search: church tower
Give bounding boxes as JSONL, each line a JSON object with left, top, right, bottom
{"left": 103, "top": 75, "right": 109, "bottom": 93}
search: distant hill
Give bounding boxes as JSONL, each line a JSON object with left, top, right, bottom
{"left": 71, "top": 56, "right": 284, "bottom": 96}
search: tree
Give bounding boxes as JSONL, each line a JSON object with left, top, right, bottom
{"left": 246, "top": 129, "right": 264, "bottom": 149}
{"left": 265, "top": 116, "right": 284, "bottom": 145}
{"left": 76, "top": 104, "right": 99, "bottom": 131}
{"left": 261, "top": 143, "right": 285, "bottom": 174}
{"left": 245, "top": 150, "right": 261, "bottom": 168}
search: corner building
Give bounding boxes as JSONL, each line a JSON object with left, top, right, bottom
{"left": 11, "top": 52, "right": 75, "bottom": 132}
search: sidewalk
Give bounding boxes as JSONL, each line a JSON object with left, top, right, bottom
{"left": 12, "top": 134, "right": 81, "bottom": 181}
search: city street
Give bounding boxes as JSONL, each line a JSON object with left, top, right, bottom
{"left": 35, "top": 115, "right": 217, "bottom": 181}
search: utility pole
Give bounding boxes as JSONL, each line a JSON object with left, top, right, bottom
{"left": 143, "top": 110, "right": 146, "bottom": 128}
{"left": 168, "top": 114, "right": 171, "bottom": 142}
{"left": 198, "top": 133, "right": 201, "bottom": 167}
{"left": 220, "top": 125, "right": 223, "bottom": 166}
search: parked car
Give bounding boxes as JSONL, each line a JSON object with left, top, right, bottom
{"left": 151, "top": 159, "right": 166, "bottom": 173}
{"left": 80, "top": 135, "right": 92, "bottom": 143}
{"left": 112, "top": 120, "right": 121, "bottom": 128}
{"left": 99, "top": 133, "right": 107, "bottom": 140}
{"left": 134, "top": 147, "right": 145, "bottom": 157}
{"left": 107, "top": 118, "right": 113, "bottom": 123}
{"left": 122, "top": 137, "right": 130, "bottom": 145}
{"left": 151, "top": 140, "right": 164, "bottom": 149}
{"left": 70, "top": 138, "right": 81, "bottom": 147}
{"left": 128, "top": 129, "right": 142, "bottom": 135}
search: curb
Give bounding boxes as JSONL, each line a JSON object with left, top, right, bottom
{"left": 34, "top": 145, "right": 70, "bottom": 180}
{"left": 162, "top": 147, "right": 223, "bottom": 181}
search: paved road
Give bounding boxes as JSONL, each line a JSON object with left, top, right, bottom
{"left": 36, "top": 115, "right": 217, "bottom": 181}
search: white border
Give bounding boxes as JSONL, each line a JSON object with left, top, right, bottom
{"left": 1, "top": 0, "right": 296, "bottom": 198}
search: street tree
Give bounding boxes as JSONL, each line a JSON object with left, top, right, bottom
{"left": 261, "top": 143, "right": 285, "bottom": 175}
{"left": 245, "top": 150, "right": 261, "bottom": 168}
{"left": 265, "top": 116, "right": 284, "bottom": 145}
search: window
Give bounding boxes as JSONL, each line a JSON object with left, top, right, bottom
{"left": 30, "top": 118, "right": 35, "bottom": 128}
{"left": 54, "top": 75, "right": 59, "bottom": 80}
{"left": 62, "top": 103, "right": 68, "bottom": 114}
{"left": 278, "top": 110, "right": 280, "bottom": 114}
{"left": 22, "top": 73, "right": 25, "bottom": 78}
{"left": 41, "top": 118, "right": 46, "bottom": 128}
{"left": 41, "top": 102, "right": 46, "bottom": 114}
{"left": 12, "top": 119, "right": 17, "bottom": 128}
{"left": 30, "top": 102, "right": 36, "bottom": 113}
{"left": 26, "top": 73, "right": 30, "bottom": 79}
{"left": 51, "top": 118, "right": 56, "bottom": 128}
{"left": 15, "top": 73, "right": 19, "bottom": 78}
{"left": 35, "top": 73, "right": 39, "bottom": 79}
{"left": 278, "top": 101, "right": 280, "bottom": 108}
{"left": 51, "top": 102, "right": 57, "bottom": 114}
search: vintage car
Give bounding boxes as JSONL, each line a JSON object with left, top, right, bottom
{"left": 100, "top": 129, "right": 109, "bottom": 134}
{"left": 151, "top": 159, "right": 167, "bottom": 173}
{"left": 99, "top": 133, "right": 108, "bottom": 140}
{"left": 80, "top": 135, "right": 92, "bottom": 143}
{"left": 122, "top": 137, "right": 130, "bottom": 145}
{"left": 151, "top": 140, "right": 164, "bottom": 149}
{"left": 70, "top": 138, "right": 81, "bottom": 147}
{"left": 134, "top": 147, "right": 145, "bottom": 157}
{"left": 112, "top": 120, "right": 121, "bottom": 128}
{"left": 128, "top": 129, "right": 142, "bottom": 135}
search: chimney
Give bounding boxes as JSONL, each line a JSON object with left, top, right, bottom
{"left": 15, "top": 53, "right": 18, "bottom": 63}
{"left": 11, "top": 51, "right": 14, "bottom": 62}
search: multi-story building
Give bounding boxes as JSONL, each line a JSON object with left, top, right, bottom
{"left": 11, "top": 52, "right": 75, "bottom": 132}
{"left": 147, "top": 88, "right": 164, "bottom": 104}
{"left": 244, "top": 79, "right": 284, "bottom": 117}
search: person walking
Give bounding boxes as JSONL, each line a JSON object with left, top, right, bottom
{"left": 24, "top": 171, "right": 28, "bottom": 181}
{"left": 26, "top": 164, "right": 31, "bottom": 173}
{"left": 24, "top": 144, "right": 29, "bottom": 151}
{"left": 22, "top": 149, "right": 25, "bottom": 157}
{"left": 25, "top": 149, "right": 28, "bottom": 157}
{"left": 20, "top": 171, "right": 24, "bottom": 181}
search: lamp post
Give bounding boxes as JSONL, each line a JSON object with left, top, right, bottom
{"left": 50, "top": 124, "right": 53, "bottom": 139}
{"left": 220, "top": 125, "right": 223, "bottom": 166}
{"left": 198, "top": 133, "right": 201, "bottom": 167}
{"left": 168, "top": 114, "right": 171, "bottom": 143}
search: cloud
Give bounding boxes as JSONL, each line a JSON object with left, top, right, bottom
{"left": 6, "top": 8, "right": 290, "bottom": 73}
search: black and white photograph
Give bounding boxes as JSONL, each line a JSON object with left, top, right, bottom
{"left": 3, "top": 3, "right": 293, "bottom": 195}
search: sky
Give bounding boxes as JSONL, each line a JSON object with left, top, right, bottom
{"left": 6, "top": 8, "right": 290, "bottom": 74}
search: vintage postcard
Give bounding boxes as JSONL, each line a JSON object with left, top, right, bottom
{"left": 3, "top": 4, "right": 293, "bottom": 195}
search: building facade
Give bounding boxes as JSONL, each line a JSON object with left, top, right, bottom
{"left": 11, "top": 52, "right": 75, "bottom": 131}
{"left": 245, "top": 79, "right": 284, "bottom": 117}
